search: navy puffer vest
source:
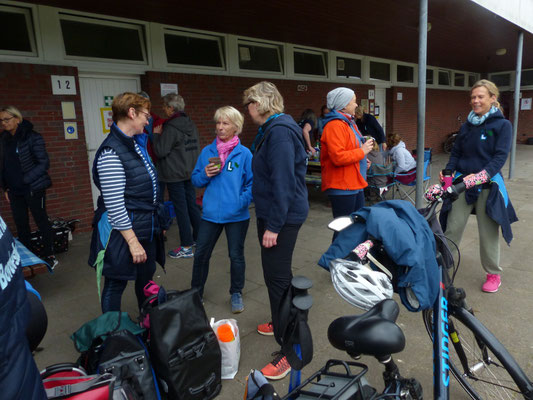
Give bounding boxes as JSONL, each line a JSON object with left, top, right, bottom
{"left": 93, "top": 124, "right": 159, "bottom": 240}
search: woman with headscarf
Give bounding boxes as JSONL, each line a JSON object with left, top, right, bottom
{"left": 320, "top": 88, "right": 373, "bottom": 237}
{"left": 243, "top": 81, "right": 308, "bottom": 380}
{"left": 190, "top": 106, "right": 253, "bottom": 314}
{"left": 440, "top": 79, "right": 517, "bottom": 293}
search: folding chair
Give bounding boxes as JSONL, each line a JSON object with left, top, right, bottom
{"left": 365, "top": 161, "right": 396, "bottom": 204}
{"left": 392, "top": 148, "right": 432, "bottom": 203}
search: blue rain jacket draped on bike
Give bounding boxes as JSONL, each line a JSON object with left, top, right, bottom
{"left": 318, "top": 200, "right": 439, "bottom": 311}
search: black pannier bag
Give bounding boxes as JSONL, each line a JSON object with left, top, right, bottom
{"left": 143, "top": 288, "right": 221, "bottom": 400}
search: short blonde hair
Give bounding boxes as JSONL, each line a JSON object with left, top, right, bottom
{"left": 243, "top": 81, "right": 284, "bottom": 116}
{"left": 1, "top": 106, "right": 23, "bottom": 121}
{"left": 471, "top": 79, "right": 502, "bottom": 112}
{"left": 112, "top": 92, "right": 151, "bottom": 123}
{"left": 214, "top": 106, "right": 244, "bottom": 134}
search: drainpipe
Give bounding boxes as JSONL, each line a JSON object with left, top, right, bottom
{"left": 416, "top": 0, "right": 428, "bottom": 207}
{"left": 509, "top": 30, "right": 523, "bottom": 179}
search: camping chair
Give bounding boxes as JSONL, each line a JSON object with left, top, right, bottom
{"left": 365, "top": 161, "right": 396, "bottom": 204}
{"left": 392, "top": 148, "right": 432, "bottom": 204}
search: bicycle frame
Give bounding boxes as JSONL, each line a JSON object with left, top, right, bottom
{"left": 432, "top": 265, "right": 451, "bottom": 399}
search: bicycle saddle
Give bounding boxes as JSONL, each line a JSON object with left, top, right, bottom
{"left": 328, "top": 299, "right": 405, "bottom": 361}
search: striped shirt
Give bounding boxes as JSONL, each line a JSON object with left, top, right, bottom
{"left": 96, "top": 142, "right": 158, "bottom": 230}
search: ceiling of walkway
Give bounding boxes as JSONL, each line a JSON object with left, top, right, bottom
{"left": 33, "top": 0, "right": 533, "bottom": 72}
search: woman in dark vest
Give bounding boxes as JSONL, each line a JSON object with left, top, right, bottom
{"left": 0, "top": 106, "right": 57, "bottom": 269}
{"left": 89, "top": 92, "right": 167, "bottom": 313}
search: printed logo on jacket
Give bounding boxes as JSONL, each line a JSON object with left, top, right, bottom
{"left": 0, "top": 217, "right": 20, "bottom": 290}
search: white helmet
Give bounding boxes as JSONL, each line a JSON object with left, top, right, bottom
{"left": 330, "top": 259, "right": 393, "bottom": 311}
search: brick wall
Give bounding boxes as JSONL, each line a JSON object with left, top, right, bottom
{"left": 506, "top": 90, "right": 533, "bottom": 143}
{"left": 0, "top": 63, "right": 94, "bottom": 234}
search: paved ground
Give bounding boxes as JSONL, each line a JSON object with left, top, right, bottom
{"left": 31, "top": 146, "right": 533, "bottom": 399}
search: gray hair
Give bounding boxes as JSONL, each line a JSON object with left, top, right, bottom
{"left": 243, "top": 81, "right": 284, "bottom": 115}
{"left": 163, "top": 93, "right": 185, "bottom": 112}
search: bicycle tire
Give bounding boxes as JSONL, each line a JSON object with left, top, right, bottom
{"left": 422, "top": 306, "right": 533, "bottom": 399}
{"left": 443, "top": 136, "right": 455, "bottom": 154}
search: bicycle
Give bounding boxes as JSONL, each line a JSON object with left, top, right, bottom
{"left": 284, "top": 180, "right": 533, "bottom": 399}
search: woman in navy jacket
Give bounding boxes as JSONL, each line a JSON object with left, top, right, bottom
{"left": 191, "top": 106, "right": 253, "bottom": 313}
{"left": 0, "top": 106, "right": 57, "bottom": 268}
{"left": 440, "top": 79, "right": 517, "bottom": 293}
{"left": 243, "top": 81, "right": 308, "bottom": 380}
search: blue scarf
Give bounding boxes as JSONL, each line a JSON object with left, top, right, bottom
{"left": 250, "top": 113, "right": 284, "bottom": 154}
{"left": 467, "top": 106, "right": 498, "bottom": 126}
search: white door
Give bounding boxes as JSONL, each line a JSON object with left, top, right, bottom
{"left": 374, "top": 88, "right": 387, "bottom": 133}
{"left": 79, "top": 75, "right": 141, "bottom": 209}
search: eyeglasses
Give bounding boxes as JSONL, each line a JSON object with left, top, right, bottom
{"left": 137, "top": 110, "right": 151, "bottom": 120}
{"left": 244, "top": 101, "right": 253, "bottom": 111}
{"left": 0, "top": 116, "right": 14, "bottom": 123}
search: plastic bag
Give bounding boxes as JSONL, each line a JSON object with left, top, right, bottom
{"left": 210, "top": 318, "right": 240, "bottom": 379}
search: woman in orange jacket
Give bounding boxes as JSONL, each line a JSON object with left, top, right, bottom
{"left": 320, "top": 87, "right": 373, "bottom": 238}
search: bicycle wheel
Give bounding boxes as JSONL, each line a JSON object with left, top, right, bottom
{"left": 423, "top": 306, "right": 533, "bottom": 399}
{"left": 443, "top": 136, "right": 455, "bottom": 153}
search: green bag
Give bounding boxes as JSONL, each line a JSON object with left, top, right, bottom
{"left": 71, "top": 311, "right": 144, "bottom": 353}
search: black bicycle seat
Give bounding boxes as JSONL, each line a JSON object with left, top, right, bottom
{"left": 328, "top": 299, "right": 405, "bottom": 361}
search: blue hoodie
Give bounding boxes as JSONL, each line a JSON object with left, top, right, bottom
{"left": 252, "top": 114, "right": 309, "bottom": 233}
{"left": 192, "top": 139, "right": 253, "bottom": 223}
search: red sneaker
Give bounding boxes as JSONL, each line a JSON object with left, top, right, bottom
{"left": 482, "top": 274, "right": 501, "bottom": 293}
{"left": 261, "top": 352, "right": 291, "bottom": 380}
{"left": 257, "top": 322, "right": 274, "bottom": 336}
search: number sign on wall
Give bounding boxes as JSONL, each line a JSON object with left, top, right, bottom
{"left": 51, "top": 75, "right": 77, "bottom": 95}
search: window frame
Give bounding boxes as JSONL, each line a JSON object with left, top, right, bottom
{"left": 453, "top": 71, "right": 466, "bottom": 88}
{"left": 0, "top": 4, "right": 38, "bottom": 57}
{"left": 393, "top": 61, "right": 417, "bottom": 87}
{"left": 331, "top": 51, "right": 363, "bottom": 82}
{"left": 58, "top": 12, "right": 148, "bottom": 64}
{"left": 367, "top": 58, "right": 392, "bottom": 83}
{"left": 290, "top": 45, "right": 328, "bottom": 79}
{"left": 437, "top": 69, "right": 452, "bottom": 87}
{"left": 162, "top": 27, "right": 225, "bottom": 71}
{"left": 234, "top": 37, "right": 284, "bottom": 76}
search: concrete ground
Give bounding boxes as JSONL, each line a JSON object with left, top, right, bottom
{"left": 31, "top": 146, "right": 533, "bottom": 399}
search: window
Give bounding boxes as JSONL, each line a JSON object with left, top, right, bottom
{"left": 522, "top": 70, "right": 533, "bottom": 86}
{"left": 164, "top": 30, "right": 224, "bottom": 69}
{"left": 490, "top": 73, "right": 511, "bottom": 87}
{"left": 336, "top": 56, "right": 361, "bottom": 79}
{"left": 0, "top": 5, "right": 36, "bottom": 56}
{"left": 468, "top": 73, "right": 477, "bottom": 87}
{"left": 59, "top": 14, "right": 146, "bottom": 62}
{"left": 426, "top": 69, "right": 434, "bottom": 85}
{"left": 293, "top": 48, "right": 327, "bottom": 77}
{"left": 397, "top": 65, "right": 414, "bottom": 83}
{"left": 238, "top": 40, "right": 283, "bottom": 73}
{"left": 370, "top": 61, "right": 390, "bottom": 81}
{"left": 438, "top": 70, "right": 450, "bottom": 86}
{"left": 454, "top": 72, "right": 465, "bottom": 87}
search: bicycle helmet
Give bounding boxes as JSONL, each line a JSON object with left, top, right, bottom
{"left": 330, "top": 258, "right": 393, "bottom": 311}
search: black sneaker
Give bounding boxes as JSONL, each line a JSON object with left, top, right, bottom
{"left": 45, "top": 256, "right": 59, "bottom": 270}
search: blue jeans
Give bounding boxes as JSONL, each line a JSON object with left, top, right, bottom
{"left": 101, "top": 239, "right": 156, "bottom": 313}
{"left": 191, "top": 219, "right": 250, "bottom": 297}
{"left": 328, "top": 191, "right": 365, "bottom": 241}
{"left": 164, "top": 180, "right": 201, "bottom": 247}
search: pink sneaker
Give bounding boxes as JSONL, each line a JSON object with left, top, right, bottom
{"left": 482, "top": 274, "right": 501, "bottom": 293}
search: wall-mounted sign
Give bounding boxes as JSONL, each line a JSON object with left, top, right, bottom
{"left": 374, "top": 106, "right": 380, "bottom": 116}
{"left": 161, "top": 83, "right": 178, "bottom": 97}
{"left": 297, "top": 85, "right": 308, "bottom": 92}
{"left": 64, "top": 122, "right": 78, "bottom": 140}
{"left": 397, "top": 92, "right": 403, "bottom": 101}
{"left": 104, "top": 96, "right": 114, "bottom": 107}
{"left": 100, "top": 107, "right": 113, "bottom": 134}
{"left": 61, "top": 101, "right": 76, "bottom": 119}
{"left": 370, "top": 102, "right": 375, "bottom": 113}
{"left": 368, "top": 89, "right": 375, "bottom": 100}
{"left": 521, "top": 98, "right": 532, "bottom": 110}
{"left": 51, "top": 75, "right": 77, "bottom": 95}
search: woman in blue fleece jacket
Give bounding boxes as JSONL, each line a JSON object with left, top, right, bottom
{"left": 441, "top": 79, "right": 516, "bottom": 294}
{"left": 243, "top": 81, "right": 308, "bottom": 380}
{"left": 191, "top": 106, "right": 253, "bottom": 313}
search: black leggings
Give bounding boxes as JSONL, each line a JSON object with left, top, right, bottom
{"left": 257, "top": 219, "right": 301, "bottom": 336}
{"left": 9, "top": 190, "right": 54, "bottom": 256}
